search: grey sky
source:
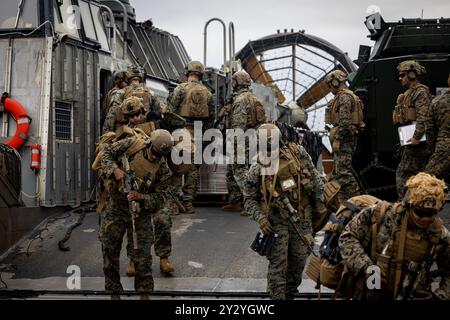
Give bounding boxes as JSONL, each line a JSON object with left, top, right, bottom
{"left": 131, "top": 0, "right": 449, "bottom": 69}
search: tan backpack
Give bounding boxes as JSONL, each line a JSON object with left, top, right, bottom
{"left": 178, "top": 82, "right": 210, "bottom": 119}
{"left": 306, "top": 195, "right": 390, "bottom": 290}
{"left": 244, "top": 92, "right": 266, "bottom": 128}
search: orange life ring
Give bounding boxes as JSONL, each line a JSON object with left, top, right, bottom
{"left": 1, "top": 93, "right": 31, "bottom": 150}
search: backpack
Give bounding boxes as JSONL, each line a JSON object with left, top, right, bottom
{"left": 306, "top": 195, "right": 390, "bottom": 290}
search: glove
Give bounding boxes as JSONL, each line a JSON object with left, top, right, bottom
{"left": 146, "top": 111, "right": 162, "bottom": 121}
{"left": 332, "top": 140, "right": 340, "bottom": 152}
{"left": 259, "top": 217, "right": 274, "bottom": 235}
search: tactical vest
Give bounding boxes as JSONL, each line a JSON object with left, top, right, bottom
{"left": 326, "top": 89, "right": 364, "bottom": 128}
{"left": 129, "top": 149, "right": 164, "bottom": 190}
{"left": 392, "top": 84, "right": 430, "bottom": 125}
{"left": 231, "top": 91, "right": 266, "bottom": 129}
{"left": 261, "top": 143, "right": 314, "bottom": 216}
{"left": 376, "top": 208, "right": 443, "bottom": 296}
{"left": 306, "top": 195, "right": 389, "bottom": 290}
{"left": 178, "top": 81, "right": 210, "bottom": 119}
{"left": 103, "top": 87, "right": 118, "bottom": 114}
{"left": 123, "top": 85, "right": 152, "bottom": 112}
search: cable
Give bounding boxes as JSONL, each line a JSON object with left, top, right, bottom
{"left": 0, "top": 20, "right": 54, "bottom": 38}
{"left": 0, "top": 272, "right": 8, "bottom": 289}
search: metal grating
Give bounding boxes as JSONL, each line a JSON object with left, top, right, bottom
{"left": 55, "top": 102, "right": 73, "bottom": 142}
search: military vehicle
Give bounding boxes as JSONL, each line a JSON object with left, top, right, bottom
{"left": 0, "top": 1, "right": 448, "bottom": 299}
{"left": 350, "top": 14, "right": 450, "bottom": 200}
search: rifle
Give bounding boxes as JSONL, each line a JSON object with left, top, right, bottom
{"left": 166, "top": 189, "right": 186, "bottom": 213}
{"left": 396, "top": 245, "right": 437, "bottom": 300}
{"left": 278, "top": 195, "right": 317, "bottom": 256}
{"left": 121, "top": 155, "right": 141, "bottom": 250}
{"left": 319, "top": 213, "right": 351, "bottom": 263}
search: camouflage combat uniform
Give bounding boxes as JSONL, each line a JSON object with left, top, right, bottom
{"left": 244, "top": 142, "right": 324, "bottom": 300}
{"left": 425, "top": 89, "right": 450, "bottom": 182}
{"left": 103, "top": 89, "right": 125, "bottom": 133}
{"left": 167, "top": 79, "right": 214, "bottom": 203}
{"left": 99, "top": 133, "right": 172, "bottom": 294}
{"left": 339, "top": 202, "right": 450, "bottom": 300}
{"left": 228, "top": 87, "right": 264, "bottom": 202}
{"left": 394, "top": 83, "right": 432, "bottom": 197}
{"left": 328, "top": 88, "right": 361, "bottom": 201}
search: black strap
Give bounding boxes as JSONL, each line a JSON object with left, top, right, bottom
{"left": 343, "top": 200, "right": 361, "bottom": 213}
{"left": 1, "top": 92, "right": 9, "bottom": 105}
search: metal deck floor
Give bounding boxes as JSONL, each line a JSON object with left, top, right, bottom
{"left": 0, "top": 207, "right": 329, "bottom": 296}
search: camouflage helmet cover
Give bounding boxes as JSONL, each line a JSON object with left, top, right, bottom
{"left": 126, "top": 65, "right": 144, "bottom": 82}
{"left": 149, "top": 129, "right": 174, "bottom": 156}
{"left": 397, "top": 60, "right": 426, "bottom": 76}
{"left": 232, "top": 71, "right": 252, "bottom": 87}
{"left": 185, "top": 61, "right": 205, "bottom": 75}
{"left": 405, "top": 172, "right": 447, "bottom": 212}
{"left": 324, "top": 70, "right": 348, "bottom": 85}
{"left": 113, "top": 70, "right": 128, "bottom": 84}
{"left": 121, "top": 96, "right": 144, "bottom": 115}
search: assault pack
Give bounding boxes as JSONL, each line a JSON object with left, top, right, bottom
{"left": 306, "top": 195, "right": 390, "bottom": 291}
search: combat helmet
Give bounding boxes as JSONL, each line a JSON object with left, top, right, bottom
{"left": 324, "top": 70, "right": 348, "bottom": 87}
{"left": 185, "top": 61, "right": 205, "bottom": 76}
{"left": 149, "top": 129, "right": 174, "bottom": 156}
{"left": 113, "top": 70, "right": 128, "bottom": 86}
{"left": 404, "top": 172, "right": 447, "bottom": 214}
{"left": 397, "top": 60, "right": 426, "bottom": 76}
{"left": 232, "top": 71, "right": 252, "bottom": 88}
{"left": 126, "top": 65, "right": 144, "bottom": 82}
{"left": 121, "top": 96, "right": 145, "bottom": 116}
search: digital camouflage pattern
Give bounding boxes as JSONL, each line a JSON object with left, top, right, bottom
{"left": 425, "top": 90, "right": 450, "bottom": 181}
{"left": 339, "top": 202, "right": 450, "bottom": 300}
{"left": 99, "top": 135, "right": 172, "bottom": 293}
{"left": 330, "top": 89, "right": 361, "bottom": 201}
{"left": 226, "top": 164, "right": 242, "bottom": 204}
{"left": 166, "top": 80, "right": 214, "bottom": 204}
{"left": 395, "top": 83, "right": 432, "bottom": 196}
{"left": 103, "top": 88, "right": 125, "bottom": 133}
{"left": 244, "top": 143, "right": 324, "bottom": 299}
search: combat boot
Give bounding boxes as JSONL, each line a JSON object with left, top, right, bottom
{"left": 137, "top": 287, "right": 150, "bottom": 300}
{"left": 160, "top": 257, "right": 175, "bottom": 273}
{"left": 183, "top": 201, "right": 195, "bottom": 214}
{"left": 222, "top": 201, "right": 242, "bottom": 212}
{"left": 111, "top": 295, "right": 121, "bottom": 300}
{"left": 126, "top": 260, "right": 135, "bottom": 276}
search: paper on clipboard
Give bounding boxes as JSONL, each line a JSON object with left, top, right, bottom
{"left": 398, "top": 123, "right": 426, "bottom": 146}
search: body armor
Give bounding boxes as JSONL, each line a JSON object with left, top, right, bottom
{"left": 327, "top": 89, "right": 364, "bottom": 128}
{"left": 392, "top": 84, "right": 430, "bottom": 125}
{"left": 178, "top": 81, "right": 209, "bottom": 119}
{"left": 123, "top": 85, "right": 152, "bottom": 112}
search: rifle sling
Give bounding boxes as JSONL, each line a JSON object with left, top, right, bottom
{"left": 393, "top": 210, "right": 409, "bottom": 298}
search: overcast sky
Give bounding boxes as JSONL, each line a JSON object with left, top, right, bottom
{"left": 131, "top": 0, "right": 449, "bottom": 68}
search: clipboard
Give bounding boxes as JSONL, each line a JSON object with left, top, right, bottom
{"left": 398, "top": 123, "right": 426, "bottom": 146}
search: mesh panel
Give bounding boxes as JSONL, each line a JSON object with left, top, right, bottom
{"left": 55, "top": 102, "right": 72, "bottom": 141}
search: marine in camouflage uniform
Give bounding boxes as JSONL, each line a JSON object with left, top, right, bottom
{"left": 339, "top": 172, "right": 450, "bottom": 300}
{"left": 425, "top": 73, "right": 450, "bottom": 182}
{"left": 226, "top": 71, "right": 266, "bottom": 214}
{"left": 325, "top": 70, "right": 362, "bottom": 202}
{"left": 103, "top": 70, "right": 128, "bottom": 116}
{"left": 99, "top": 98, "right": 174, "bottom": 298}
{"left": 393, "top": 60, "right": 433, "bottom": 197}
{"left": 102, "top": 66, "right": 162, "bottom": 133}
{"left": 244, "top": 124, "right": 326, "bottom": 300}
{"left": 166, "top": 61, "right": 214, "bottom": 213}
